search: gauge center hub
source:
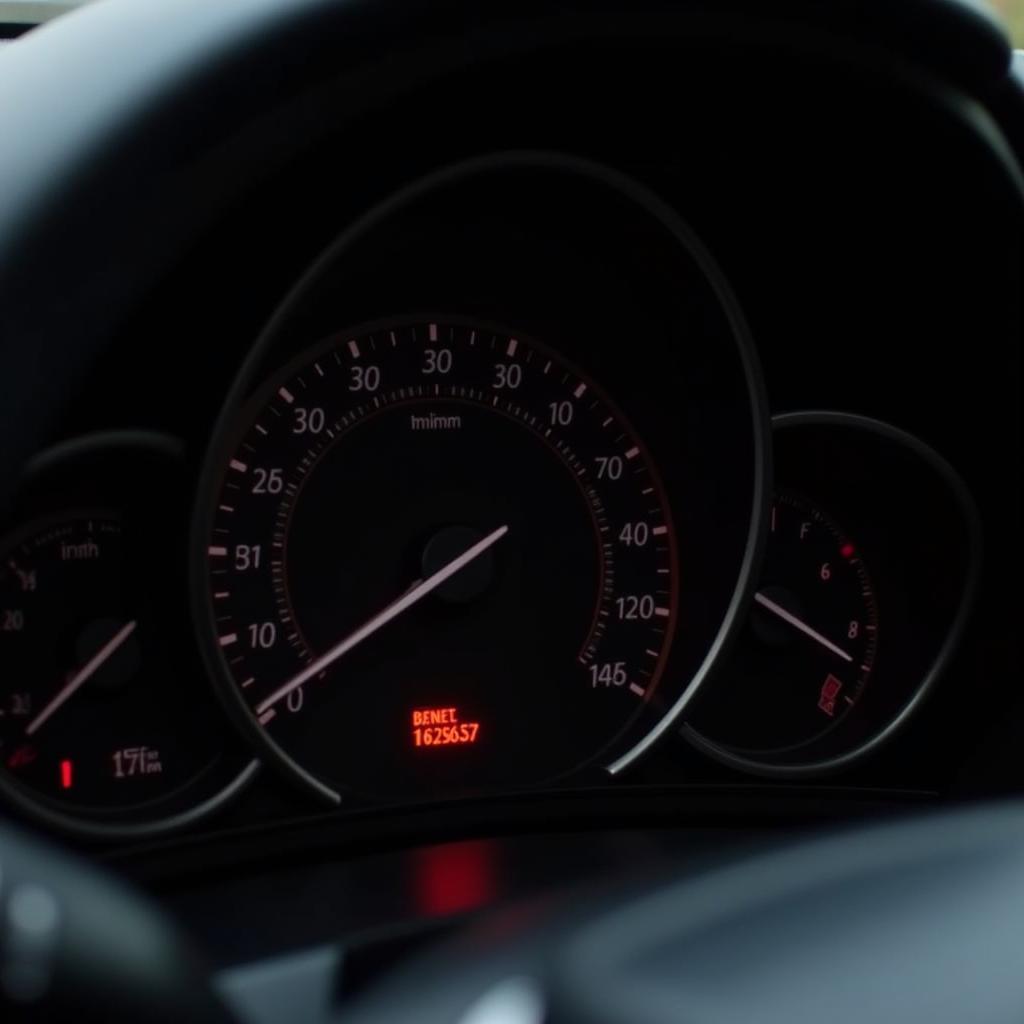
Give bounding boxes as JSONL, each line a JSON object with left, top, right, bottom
{"left": 421, "top": 526, "right": 494, "bottom": 603}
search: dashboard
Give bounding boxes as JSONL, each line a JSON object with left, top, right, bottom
{"left": 0, "top": 0, "right": 1020, "bottom": 990}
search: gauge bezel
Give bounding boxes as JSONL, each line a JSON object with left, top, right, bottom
{"left": 190, "top": 151, "right": 770, "bottom": 804}
{"left": 0, "top": 432, "right": 259, "bottom": 840}
{"left": 682, "top": 410, "right": 983, "bottom": 778}
{"left": 700, "top": 488, "right": 881, "bottom": 756}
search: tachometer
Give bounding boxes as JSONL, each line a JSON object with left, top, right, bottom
{"left": 198, "top": 319, "right": 677, "bottom": 800}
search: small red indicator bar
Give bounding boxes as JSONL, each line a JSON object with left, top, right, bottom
{"left": 60, "top": 759, "right": 74, "bottom": 789}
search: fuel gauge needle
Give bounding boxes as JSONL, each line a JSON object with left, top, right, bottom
{"left": 256, "top": 524, "right": 509, "bottom": 716}
{"left": 25, "top": 620, "right": 138, "bottom": 737}
{"left": 753, "top": 591, "right": 853, "bottom": 663}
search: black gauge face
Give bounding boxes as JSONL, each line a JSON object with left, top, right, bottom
{"left": 689, "top": 493, "right": 878, "bottom": 755}
{"left": 199, "top": 319, "right": 678, "bottom": 799}
{"left": 0, "top": 514, "right": 229, "bottom": 820}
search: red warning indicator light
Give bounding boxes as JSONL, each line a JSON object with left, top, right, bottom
{"left": 818, "top": 674, "right": 843, "bottom": 717}
{"left": 412, "top": 840, "right": 498, "bottom": 917}
{"left": 840, "top": 543, "right": 856, "bottom": 559}
{"left": 60, "top": 759, "right": 74, "bottom": 790}
{"left": 412, "top": 707, "right": 480, "bottom": 748}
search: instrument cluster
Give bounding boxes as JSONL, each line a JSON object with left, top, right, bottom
{"left": 0, "top": 155, "right": 985, "bottom": 840}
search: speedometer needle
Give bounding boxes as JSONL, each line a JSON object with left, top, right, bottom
{"left": 753, "top": 591, "right": 853, "bottom": 663}
{"left": 255, "top": 525, "right": 509, "bottom": 715}
{"left": 25, "top": 620, "right": 138, "bottom": 737}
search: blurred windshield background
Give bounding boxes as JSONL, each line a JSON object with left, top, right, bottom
{"left": 992, "top": 0, "right": 1024, "bottom": 44}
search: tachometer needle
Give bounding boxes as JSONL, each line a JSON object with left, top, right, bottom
{"left": 25, "top": 620, "right": 138, "bottom": 737}
{"left": 255, "top": 524, "right": 509, "bottom": 715}
{"left": 753, "top": 591, "right": 853, "bottom": 663}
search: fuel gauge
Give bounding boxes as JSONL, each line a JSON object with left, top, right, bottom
{"left": 685, "top": 412, "right": 980, "bottom": 777}
{"left": 688, "top": 492, "right": 879, "bottom": 756}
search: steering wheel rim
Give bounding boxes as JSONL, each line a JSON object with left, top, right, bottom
{"left": 331, "top": 801, "right": 1024, "bottom": 1024}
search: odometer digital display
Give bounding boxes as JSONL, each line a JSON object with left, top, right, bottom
{"left": 199, "top": 319, "right": 678, "bottom": 800}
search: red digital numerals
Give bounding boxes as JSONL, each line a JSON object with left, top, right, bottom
{"left": 411, "top": 707, "right": 480, "bottom": 748}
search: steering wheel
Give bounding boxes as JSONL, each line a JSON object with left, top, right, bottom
{"left": 3, "top": 804, "right": 1024, "bottom": 1022}
{"left": 0, "top": 0, "right": 1017, "bottom": 1021}
{"left": 337, "top": 801, "right": 1024, "bottom": 1024}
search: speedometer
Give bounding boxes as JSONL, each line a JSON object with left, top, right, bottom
{"left": 199, "top": 319, "right": 677, "bottom": 800}
{"left": 192, "top": 155, "right": 768, "bottom": 804}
